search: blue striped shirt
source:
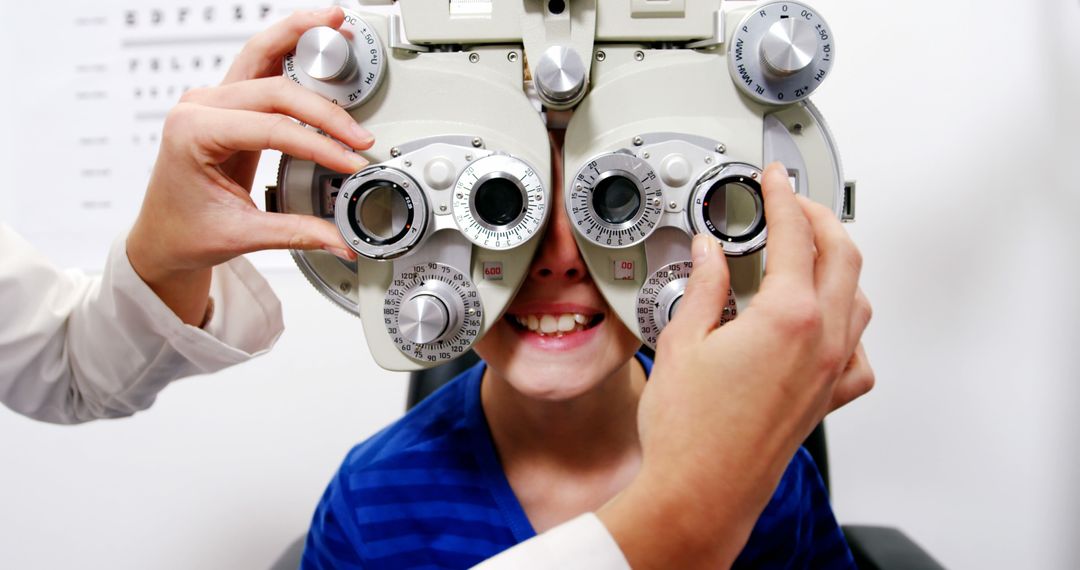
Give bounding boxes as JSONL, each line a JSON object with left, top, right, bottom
{"left": 302, "top": 355, "right": 855, "bottom": 569}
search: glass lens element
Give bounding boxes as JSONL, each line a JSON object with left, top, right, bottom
{"left": 357, "top": 181, "right": 410, "bottom": 241}
{"left": 593, "top": 175, "right": 641, "bottom": 224}
{"left": 474, "top": 177, "right": 525, "bottom": 226}
{"left": 706, "top": 181, "right": 759, "bottom": 237}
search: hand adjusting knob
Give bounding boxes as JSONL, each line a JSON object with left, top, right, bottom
{"left": 282, "top": 9, "right": 386, "bottom": 109}
{"left": 534, "top": 46, "right": 586, "bottom": 107}
{"left": 760, "top": 19, "right": 817, "bottom": 77}
{"left": 399, "top": 293, "right": 451, "bottom": 345}
{"left": 653, "top": 281, "right": 686, "bottom": 331}
{"left": 296, "top": 26, "right": 357, "bottom": 81}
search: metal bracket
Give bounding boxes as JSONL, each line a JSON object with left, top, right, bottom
{"left": 687, "top": 9, "right": 725, "bottom": 49}
{"left": 520, "top": 0, "right": 597, "bottom": 109}
{"left": 389, "top": 13, "right": 429, "bottom": 52}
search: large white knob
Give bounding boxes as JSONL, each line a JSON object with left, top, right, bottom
{"left": 727, "top": 1, "right": 835, "bottom": 105}
{"left": 296, "top": 26, "right": 357, "bottom": 81}
{"left": 282, "top": 9, "right": 386, "bottom": 109}
{"left": 399, "top": 293, "right": 451, "bottom": 345}
{"left": 760, "top": 19, "right": 818, "bottom": 77}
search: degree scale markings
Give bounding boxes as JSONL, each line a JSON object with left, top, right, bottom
{"left": 453, "top": 154, "right": 547, "bottom": 250}
{"left": 385, "top": 262, "right": 483, "bottom": 363}
{"left": 635, "top": 261, "right": 738, "bottom": 348}
{"left": 570, "top": 152, "right": 663, "bottom": 248}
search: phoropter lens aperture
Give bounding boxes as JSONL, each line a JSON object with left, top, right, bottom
{"left": 701, "top": 176, "right": 764, "bottom": 242}
{"left": 350, "top": 179, "right": 414, "bottom": 245}
{"left": 473, "top": 177, "right": 525, "bottom": 227}
{"left": 592, "top": 175, "right": 641, "bottom": 225}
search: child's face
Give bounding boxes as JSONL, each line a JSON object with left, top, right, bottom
{"left": 473, "top": 133, "right": 642, "bottom": 400}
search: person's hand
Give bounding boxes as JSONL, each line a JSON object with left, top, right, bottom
{"left": 127, "top": 7, "right": 371, "bottom": 325}
{"left": 598, "top": 162, "right": 874, "bottom": 568}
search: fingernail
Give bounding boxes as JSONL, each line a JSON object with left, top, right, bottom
{"left": 344, "top": 149, "right": 369, "bottom": 171}
{"left": 692, "top": 233, "right": 713, "bottom": 264}
{"left": 351, "top": 123, "right": 375, "bottom": 145}
{"left": 323, "top": 245, "right": 354, "bottom": 261}
{"left": 314, "top": 7, "right": 338, "bottom": 17}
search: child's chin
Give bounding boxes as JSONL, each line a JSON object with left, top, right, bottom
{"left": 506, "top": 371, "right": 599, "bottom": 401}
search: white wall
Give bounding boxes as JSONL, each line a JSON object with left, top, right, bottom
{"left": 2, "top": 1, "right": 1078, "bottom": 569}
{"left": 816, "top": 1, "right": 1080, "bottom": 568}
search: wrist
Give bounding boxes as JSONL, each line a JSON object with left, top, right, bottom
{"left": 126, "top": 231, "right": 213, "bottom": 327}
{"left": 598, "top": 466, "right": 747, "bottom": 569}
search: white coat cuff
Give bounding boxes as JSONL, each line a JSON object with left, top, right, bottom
{"left": 471, "top": 513, "right": 630, "bottom": 570}
{"left": 112, "top": 234, "right": 284, "bottom": 371}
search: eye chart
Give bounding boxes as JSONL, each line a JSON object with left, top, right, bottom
{"left": 0, "top": 1, "right": 324, "bottom": 270}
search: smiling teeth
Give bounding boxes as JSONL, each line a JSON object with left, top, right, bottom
{"left": 514, "top": 313, "right": 593, "bottom": 336}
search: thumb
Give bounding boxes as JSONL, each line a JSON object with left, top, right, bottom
{"left": 665, "top": 233, "right": 731, "bottom": 340}
{"left": 242, "top": 211, "right": 357, "bottom": 260}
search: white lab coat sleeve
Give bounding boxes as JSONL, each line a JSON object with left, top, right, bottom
{"left": 0, "top": 224, "right": 284, "bottom": 424}
{"left": 472, "top": 513, "right": 631, "bottom": 570}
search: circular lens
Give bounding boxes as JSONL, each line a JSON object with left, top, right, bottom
{"left": 704, "top": 179, "right": 763, "bottom": 239}
{"left": 352, "top": 180, "right": 412, "bottom": 243}
{"left": 593, "top": 175, "right": 641, "bottom": 225}
{"left": 473, "top": 177, "right": 525, "bottom": 227}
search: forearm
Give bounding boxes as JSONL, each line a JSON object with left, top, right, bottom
{"left": 127, "top": 224, "right": 212, "bottom": 326}
{"left": 596, "top": 468, "right": 760, "bottom": 569}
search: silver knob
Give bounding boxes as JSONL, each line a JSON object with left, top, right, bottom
{"left": 667, "top": 295, "right": 682, "bottom": 324}
{"left": 399, "top": 293, "right": 451, "bottom": 345}
{"left": 654, "top": 280, "right": 687, "bottom": 331}
{"left": 760, "top": 19, "right": 817, "bottom": 77}
{"left": 296, "top": 26, "right": 356, "bottom": 81}
{"left": 534, "top": 46, "right": 586, "bottom": 106}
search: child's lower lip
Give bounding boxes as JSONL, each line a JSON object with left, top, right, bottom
{"left": 510, "top": 319, "right": 603, "bottom": 350}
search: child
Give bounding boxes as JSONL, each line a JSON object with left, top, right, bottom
{"left": 301, "top": 132, "right": 856, "bottom": 569}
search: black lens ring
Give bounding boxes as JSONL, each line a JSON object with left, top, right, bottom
{"left": 473, "top": 175, "right": 526, "bottom": 227}
{"left": 347, "top": 179, "right": 416, "bottom": 246}
{"left": 592, "top": 173, "right": 642, "bottom": 225}
{"left": 700, "top": 175, "right": 766, "bottom": 243}
{"left": 469, "top": 172, "right": 528, "bottom": 231}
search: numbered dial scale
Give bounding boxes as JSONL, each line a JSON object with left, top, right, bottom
{"left": 636, "top": 261, "right": 738, "bottom": 349}
{"left": 283, "top": 9, "right": 386, "bottom": 109}
{"left": 452, "top": 154, "right": 548, "bottom": 250}
{"left": 385, "top": 262, "right": 484, "bottom": 363}
{"left": 568, "top": 152, "right": 665, "bottom": 248}
{"left": 728, "top": 1, "right": 835, "bottom": 105}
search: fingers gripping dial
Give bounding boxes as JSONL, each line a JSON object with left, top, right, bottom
{"left": 728, "top": 1, "right": 835, "bottom": 105}
{"left": 636, "top": 262, "right": 738, "bottom": 349}
{"left": 452, "top": 154, "right": 547, "bottom": 250}
{"left": 284, "top": 10, "right": 386, "bottom": 109}
{"left": 568, "top": 153, "right": 664, "bottom": 248}
{"left": 385, "top": 262, "right": 483, "bottom": 363}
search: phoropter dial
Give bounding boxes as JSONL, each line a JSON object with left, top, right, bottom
{"left": 452, "top": 154, "right": 547, "bottom": 250}
{"left": 728, "top": 1, "right": 834, "bottom": 105}
{"left": 636, "top": 261, "right": 737, "bottom": 349}
{"left": 385, "top": 262, "right": 484, "bottom": 364}
{"left": 689, "top": 163, "right": 767, "bottom": 256}
{"left": 568, "top": 152, "right": 664, "bottom": 248}
{"left": 284, "top": 10, "right": 386, "bottom": 109}
{"left": 336, "top": 167, "right": 427, "bottom": 259}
